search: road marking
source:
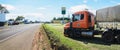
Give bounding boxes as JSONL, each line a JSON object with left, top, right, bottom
{"left": 0, "top": 29, "right": 25, "bottom": 42}
{"left": 0, "top": 25, "right": 36, "bottom": 43}
{"left": 2, "top": 29, "right": 9, "bottom": 31}
{"left": 0, "top": 29, "right": 9, "bottom": 32}
{"left": 0, "top": 24, "right": 40, "bottom": 43}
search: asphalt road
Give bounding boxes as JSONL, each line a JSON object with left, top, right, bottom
{"left": 0, "top": 24, "right": 41, "bottom": 50}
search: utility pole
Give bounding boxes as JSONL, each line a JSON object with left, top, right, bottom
{"left": 68, "top": 13, "right": 70, "bottom": 22}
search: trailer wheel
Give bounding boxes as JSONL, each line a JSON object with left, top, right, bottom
{"left": 117, "top": 34, "right": 120, "bottom": 43}
{"left": 102, "top": 31, "right": 114, "bottom": 43}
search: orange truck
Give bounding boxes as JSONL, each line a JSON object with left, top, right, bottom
{"left": 64, "top": 5, "right": 120, "bottom": 43}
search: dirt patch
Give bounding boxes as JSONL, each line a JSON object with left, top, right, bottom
{"left": 32, "top": 27, "right": 52, "bottom": 50}
{"left": 43, "top": 26, "right": 72, "bottom": 50}
{"left": 32, "top": 25, "right": 71, "bottom": 50}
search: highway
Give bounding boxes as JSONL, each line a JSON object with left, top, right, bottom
{"left": 0, "top": 24, "right": 41, "bottom": 50}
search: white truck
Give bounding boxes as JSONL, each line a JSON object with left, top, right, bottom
{"left": 0, "top": 4, "right": 9, "bottom": 26}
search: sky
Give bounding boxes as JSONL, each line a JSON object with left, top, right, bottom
{"left": 0, "top": 0, "right": 120, "bottom": 21}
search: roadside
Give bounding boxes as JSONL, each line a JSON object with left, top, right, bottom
{"left": 43, "top": 24, "right": 89, "bottom": 50}
{"left": 32, "top": 26, "right": 52, "bottom": 50}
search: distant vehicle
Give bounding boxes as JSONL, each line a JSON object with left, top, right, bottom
{"left": 64, "top": 5, "right": 120, "bottom": 43}
{"left": 12, "top": 21, "right": 19, "bottom": 25}
{"left": 35, "top": 21, "right": 40, "bottom": 23}
{"left": 8, "top": 19, "right": 20, "bottom": 25}
{"left": 8, "top": 19, "right": 14, "bottom": 25}
{"left": 24, "top": 19, "right": 30, "bottom": 24}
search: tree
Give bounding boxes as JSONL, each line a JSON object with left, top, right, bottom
{"left": 8, "top": 19, "right": 14, "bottom": 21}
{"left": 15, "top": 16, "right": 25, "bottom": 21}
{"left": 53, "top": 17, "right": 70, "bottom": 21}
{"left": 53, "top": 17, "right": 56, "bottom": 20}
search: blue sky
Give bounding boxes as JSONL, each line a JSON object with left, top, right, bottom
{"left": 0, "top": 0, "right": 120, "bottom": 21}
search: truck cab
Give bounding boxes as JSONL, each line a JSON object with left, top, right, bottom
{"left": 64, "top": 11, "right": 95, "bottom": 30}
{"left": 64, "top": 10, "right": 95, "bottom": 37}
{"left": 72, "top": 11, "right": 94, "bottom": 29}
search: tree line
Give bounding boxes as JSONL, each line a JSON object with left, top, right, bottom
{"left": 53, "top": 17, "right": 70, "bottom": 21}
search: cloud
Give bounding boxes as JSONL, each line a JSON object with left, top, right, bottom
{"left": 118, "top": 3, "right": 120, "bottom": 5}
{"left": 93, "top": 0, "right": 98, "bottom": 2}
{"left": 110, "top": 0, "right": 120, "bottom": 5}
{"left": 37, "top": 7, "right": 46, "bottom": 10}
{"left": 2, "top": 4, "right": 16, "bottom": 10}
{"left": 89, "top": 10, "right": 96, "bottom": 15}
{"left": 83, "top": 0, "right": 87, "bottom": 3}
{"left": 69, "top": 4, "right": 96, "bottom": 15}
{"left": 83, "top": 0, "right": 99, "bottom": 3}
{"left": 69, "top": 4, "right": 89, "bottom": 13}
{"left": 24, "top": 13, "right": 43, "bottom": 17}
{"left": 110, "top": 0, "right": 117, "bottom": 3}
{"left": 6, "top": 13, "right": 44, "bottom": 21}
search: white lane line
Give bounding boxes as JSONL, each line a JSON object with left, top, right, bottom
{"left": 0, "top": 29, "right": 10, "bottom": 32}
{"left": 0, "top": 25, "right": 38, "bottom": 43}
{"left": 0, "top": 28, "right": 27, "bottom": 43}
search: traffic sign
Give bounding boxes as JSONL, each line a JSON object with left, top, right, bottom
{"left": 61, "top": 7, "right": 66, "bottom": 15}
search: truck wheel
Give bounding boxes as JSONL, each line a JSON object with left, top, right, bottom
{"left": 102, "top": 31, "right": 114, "bottom": 43}
{"left": 64, "top": 29, "right": 68, "bottom": 37}
{"left": 68, "top": 29, "right": 74, "bottom": 38}
{"left": 66, "top": 31, "right": 72, "bottom": 37}
{"left": 117, "top": 34, "right": 120, "bottom": 43}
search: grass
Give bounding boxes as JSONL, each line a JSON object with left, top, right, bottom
{"left": 43, "top": 24, "right": 89, "bottom": 50}
{"left": 43, "top": 24, "right": 120, "bottom": 50}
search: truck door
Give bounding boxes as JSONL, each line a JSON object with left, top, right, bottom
{"left": 88, "top": 14, "right": 92, "bottom": 28}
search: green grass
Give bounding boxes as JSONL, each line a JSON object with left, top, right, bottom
{"left": 43, "top": 24, "right": 89, "bottom": 50}
{"left": 43, "top": 24, "right": 120, "bottom": 50}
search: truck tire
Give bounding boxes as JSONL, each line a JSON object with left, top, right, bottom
{"left": 64, "top": 29, "right": 73, "bottom": 37}
{"left": 117, "top": 34, "right": 120, "bottom": 43}
{"left": 102, "top": 31, "right": 114, "bottom": 43}
{"left": 67, "top": 29, "right": 74, "bottom": 38}
{"left": 64, "top": 29, "right": 68, "bottom": 37}
{"left": 68, "top": 31, "right": 73, "bottom": 38}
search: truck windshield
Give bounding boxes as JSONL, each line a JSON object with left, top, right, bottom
{"left": 72, "top": 14, "right": 84, "bottom": 21}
